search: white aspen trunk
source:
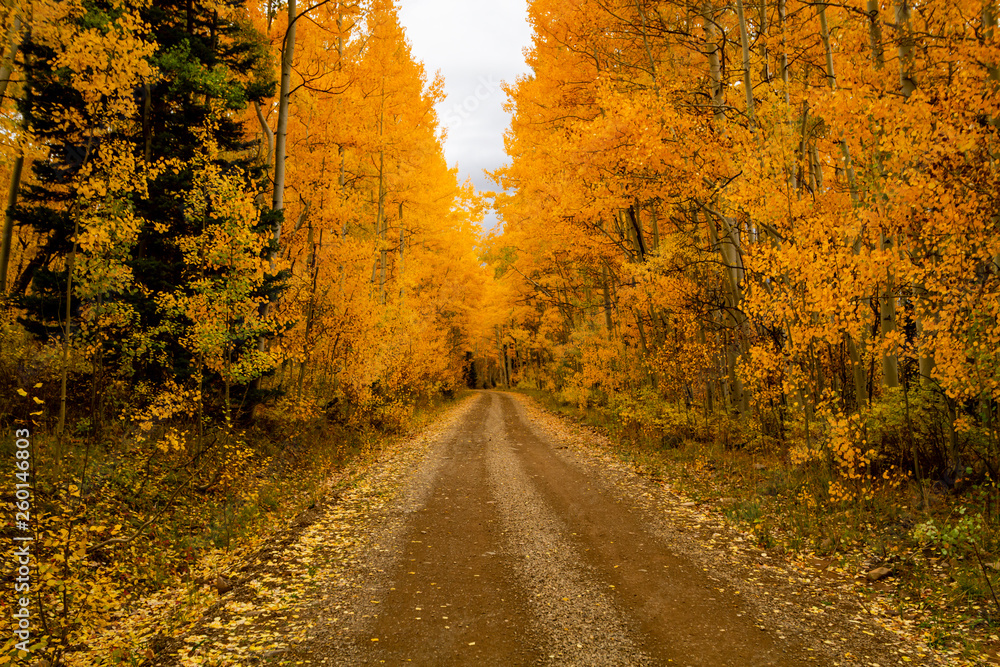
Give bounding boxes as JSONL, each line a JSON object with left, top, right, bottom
{"left": 625, "top": 205, "right": 646, "bottom": 259}
{"left": 779, "top": 0, "right": 791, "bottom": 105}
{"left": 816, "top": 2, "right": 860, "bottom": 206}
{"left": 706, "top": 207, "right": 743, "bottom": 304}
{"left": 270, "top": 0, "right": 296, "bottom": 263}
{"left": 778, "top": 0, "right": 800, "bottom": 195}
{"left": 337, "top": 11, "right": 348, "bottom": 238}
{"left": 758, "top": 0, "right": 769, "bottom": 82}
{"left": 810, "top": 145, "right": 823, "bottom": 191}
{"left": 702, "top": 2, "right": 725, "bottom": 124}
{"left": 704, "top": 206, "right": 750, "bottom": 413}
{"left": 895, "top": 0, "right": 936, "bottom": 388}
{"left": 896, "top": 0, "right": 916, "bottom": 100}
{"left": 816, "top": 2, "right": 836, "bottom": 89}
{"left": 251, "top": 0, "right": 295, "bottom": 387}
{"left": 254, "top": 101, "right": 275, "bottom": 168}
{"left": 735, "top": 0, "right": 756, "bottom": 125}
{"left": 506, "top": 342, "right": 513, "bottom": 388}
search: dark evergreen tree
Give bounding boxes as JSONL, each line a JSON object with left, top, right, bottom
{"left": 130, "top": 0, "right": 280, "bottom": 417}
{"left": 13, "top": 0, "right": 280, "bottom": 421}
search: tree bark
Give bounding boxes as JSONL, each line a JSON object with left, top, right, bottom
{"left": 0, "top": 11, "right": 23, "bottom": 104}
{"left": 0, "top": 153, "right": 23, "bottom": 293}
{"left": 896, "top": 0, "right": 917, "bottom": 100}
{"left": 1, "top": 13, "right": 26, "bottom": 295}
{"left": 398, "top": 201, "right": 405, "bottom": 300}
{"left": 735, "top": 0, "right": 756, "bottom": 126}
{"left": 602, "top": 264, "right": 614, "bottom": 335}
{"left": 778, "top": 0, "right": 791, "bottom": 106}
{"left": 376, "top": 149, "right": 386, "bottom": 303}
{"left": 270, "top": 0, "right": 297, "bottom": 264}
{"left": 649, "top": 202, "right": 660, "bottom": 251}
{"left": 254, "top": 100, "right": 275, "bottom": 169}
{"left": 866, "top": 0, "right": 885, "bottom": 67}
{"left": 846, "top": 333, "right": 869, "bottom": 410}
{"left": 702, "top": 2, "right": 725, "bottom": 125}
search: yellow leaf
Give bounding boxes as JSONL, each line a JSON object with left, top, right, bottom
{"left": 33, "top": 383, "right": 43, "bottom": 389}
{"left": 32, "top": 397, "right": 44, "bottom": 404}
{"left": 16, "top": 388, "right": 27, "bottom": 397}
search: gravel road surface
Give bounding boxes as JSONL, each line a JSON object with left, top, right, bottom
{"left": 159, "top": 391, "right": 943, "bottom": 666}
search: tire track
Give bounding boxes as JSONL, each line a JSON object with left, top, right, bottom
{"left": 484, "top": 393, "right": 650, "bottom": 666}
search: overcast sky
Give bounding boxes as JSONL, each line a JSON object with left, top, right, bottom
{"left": 397, "top": 0, "right": 533, "bottom": 230}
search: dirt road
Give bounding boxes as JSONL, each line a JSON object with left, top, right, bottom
{"left": 161, "top": 391, "right": 941, "bottom": 666}
{"left": 364, "top": 390, "right": 803, "bottom": 666}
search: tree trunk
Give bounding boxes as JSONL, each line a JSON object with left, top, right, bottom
{"left": 866, "top": 0, "right": 885, "bottom": 67}
{"left": 758, "top": 0, "right": 770, "bottom": 82}
{"left": 846, "top": 334, "right": 869, "bottom": 409}
{"left": 270, "top": 0, "right": 297, "bottom": 265}
{"left": 880, "top": 237, "right": 900, "bottom": 388}
{"left": 376, "top": 149, "right": 386, "bottom": 303}
{"left": 779, "top": 0, "right": 792, "bottom": 106}
{"left": 398, "top": 201, "right": 405, "bottom": 300}
{"left": 0, "top": 153, "right": 24, "bottom": 293}
{"left": 702, "top": 2, "right": 725, "bottom": 125}
{"left": 735, "top": 0, "right": 756, "bottom": 125}
{"left": 602, "top": 264, "right": 614, "bottom": 335}
{"left": 896, "top": 0, "right": 917, "bottom": 100}
{"left": 649, "top": 202, "right": 660, "bottom": 251}
{"left": 254, "top": 100, "right": 275, "bottom": 169}
{"left": 816, "top": 2, "right": 836, "bottom": 90}
{"left": 0, "top": 12, "right": 23, "bottom": 103}
{"left": 817, "top": 1, "right": 859, "bottom": 206}
{"left": 1, "top": 13, "right": 26, "bottom": 295}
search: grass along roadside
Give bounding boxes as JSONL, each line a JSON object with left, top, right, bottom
{"left": 518, "top": 388, "right": 1000, "bottom": 665}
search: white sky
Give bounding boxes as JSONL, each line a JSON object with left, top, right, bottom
{"left": 397, "top": 0, "right": 533, "bottom": 231}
